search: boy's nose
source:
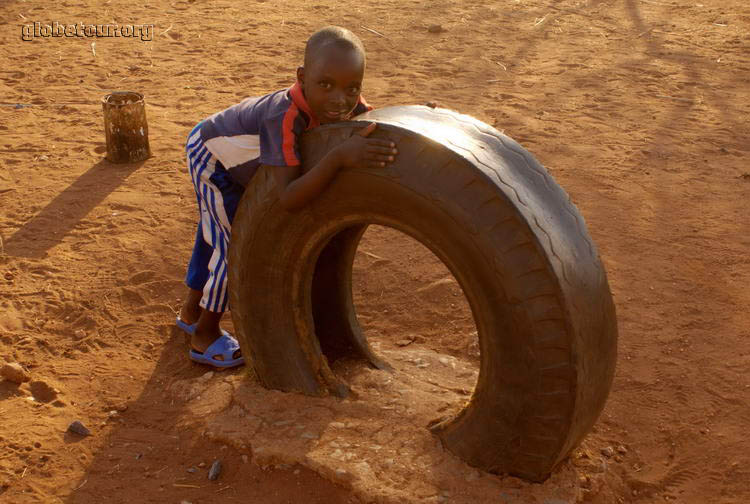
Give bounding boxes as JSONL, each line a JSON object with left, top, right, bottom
{"left": 329, "top": 90, "right": 347, "bottom": 107}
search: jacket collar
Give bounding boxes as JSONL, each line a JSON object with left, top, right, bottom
{"left": 289, "top": 81, "right": 320, "bottom": 128}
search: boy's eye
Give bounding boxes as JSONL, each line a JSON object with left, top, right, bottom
{"left": 319, "top": 81, "right": 332, "bottom": 90}
{"left": 348, "top": 86, "right": 361, "bottom": 95}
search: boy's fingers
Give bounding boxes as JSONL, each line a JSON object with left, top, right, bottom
{"left": 365, "top": 153, "right": 395, "bottom": 162}
{"left": 355, "top": 122, "right": 377, "bottom": 137}
{"left": 365, "top": 139, "right": 396, "bottom": 148}
{"left": 366, "top": 145, "right": 398, "bottom": 155}
{"left": 367, "top": 161, "right": 387, "bottom": 169}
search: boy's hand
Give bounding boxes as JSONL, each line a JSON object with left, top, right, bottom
{"left": 334, "top": 123, "right": 398, "bottom": 169}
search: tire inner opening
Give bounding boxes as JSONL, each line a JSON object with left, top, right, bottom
{"left": 312, "top": 224, "right": 480, "bottom": 419}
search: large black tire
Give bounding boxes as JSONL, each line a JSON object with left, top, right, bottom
{"left": 228, "top": 105, "right": 617, "bottom": 481}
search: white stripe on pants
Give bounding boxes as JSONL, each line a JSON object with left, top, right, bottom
{"left": 186, "top": 130, "right": 232, "bottom": 313}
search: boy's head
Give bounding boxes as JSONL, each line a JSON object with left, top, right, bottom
{"left": 297, "top": 26, "right": 366, "bottom": 124}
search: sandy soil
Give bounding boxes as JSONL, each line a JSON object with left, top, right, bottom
{"left": 1, "top": 0, "right": 749, "bottom": 502}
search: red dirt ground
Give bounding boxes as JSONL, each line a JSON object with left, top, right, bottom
{"left": 1, "top": 0, "right": 749, "bottom": 502}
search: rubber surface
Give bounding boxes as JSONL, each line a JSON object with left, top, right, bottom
{"left": 228, "top": 105, "right": 618, "bottom": 481}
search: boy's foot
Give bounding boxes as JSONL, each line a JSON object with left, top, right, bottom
{"left": 189, "top": 329, "right": 244, "bottom": 368}
{"left": 190, "top": 311, "right": 242, "bottom": 364}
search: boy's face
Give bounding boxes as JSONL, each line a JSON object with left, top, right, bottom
{"left": 298, "top": 45, "right": 365, "bottom": 124}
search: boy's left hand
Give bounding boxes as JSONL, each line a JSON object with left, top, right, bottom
{"left": 334, "top": 123, "right": 399, "bottom": 169}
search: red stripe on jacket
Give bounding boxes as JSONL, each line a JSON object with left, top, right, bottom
{"left": 281, "top": 103, "right": 301, "bottom": 166}
{"left": 358, "top": 94, "right": 373, "bottom": 112}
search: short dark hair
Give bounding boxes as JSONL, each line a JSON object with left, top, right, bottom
{"left": 304, "top": 26, "right": 365, "bottom": 68}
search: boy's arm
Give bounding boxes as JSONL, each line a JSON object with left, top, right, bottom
{"left": 270, "top": 123, "right": 397, "bottom": 212}
{"left": 269, "top": 152, "right": 338, "bottom": 212}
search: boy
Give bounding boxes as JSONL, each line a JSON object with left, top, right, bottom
{"left": 176, "top": 26, "right": 399, "bottom": 368}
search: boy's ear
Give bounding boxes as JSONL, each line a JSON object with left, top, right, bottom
{"left": 296, "top": 66, "right": 304, "bottom": 83}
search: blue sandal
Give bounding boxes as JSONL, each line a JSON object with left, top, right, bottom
{"left": 189, "top": 330, "right": 245, "bottom": 369}
{"left": 176, "top": 317, "right": 197, "bottom": 336}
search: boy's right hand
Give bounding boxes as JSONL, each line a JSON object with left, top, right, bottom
{"left": 333, "top": 123, "right": 399, "bottom": 170}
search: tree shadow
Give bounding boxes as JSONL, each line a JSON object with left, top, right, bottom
{"left": 2, "top": 158, "right": 144, "bottom": 259}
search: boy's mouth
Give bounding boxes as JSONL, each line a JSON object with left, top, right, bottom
{"left": 324, "top": 109, "right": 349, "bottom": 121}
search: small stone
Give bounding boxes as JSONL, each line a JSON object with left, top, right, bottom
{"left": 294, "top": 469, "right": 300, "bottom": 475}
{"left": 181, "top": 501, "right": 193, "bottom": 504}
{"left": 601, "top": 446, "right": 614, "bottom": 458}
{"left": 208, "top": 460, "right": 222, "bottom": 480}
{"left": 579, "top": 475, "right": 592, "bottom": 489}
{"left": 135, "top": 453, "right": 142, "bottom": 460}
{"left": 73, "top": 329, "right": 86, "bottom": 340}
{"left": 187, "top": 466, "right": 197, "bottom": 473}
{"left": 427, "top": 24, "right": 445, "bottom": 33}
{"left": 102, "top": 403, "right": 128, "bottom": 413}
{"left": 396, "top": 335, "right": 415, "bottom": 347}
{"left": 467, "top": 340, "right": 480, "bottom": 358}
{"left": 465, "top": 469, "right": 480, "bottom": 481}
{"left": 354, "top": 461, "right": 374, "bottom": 477}
{"left": 1, "top": 362, "right": 30, "bottom": 384}
{"left": 67, "top": 420, "right": 91, "bottom": 437}
{"left": 301, "top": 432, "right": 319, "bottom": 440}
{"left": 334, "top": 468, "right": 351, "bottom": 480}
{"left": 330, "top": 422, "right": 346, "bottom": 429}
{"left": 617, "top": 445, "right": 628, "bottom": 454}
{"left": 241, "top": 454, "right": 248, "bottom": 464}
{"left": 198, "top": 461, "right": 206, "bottom": 468}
